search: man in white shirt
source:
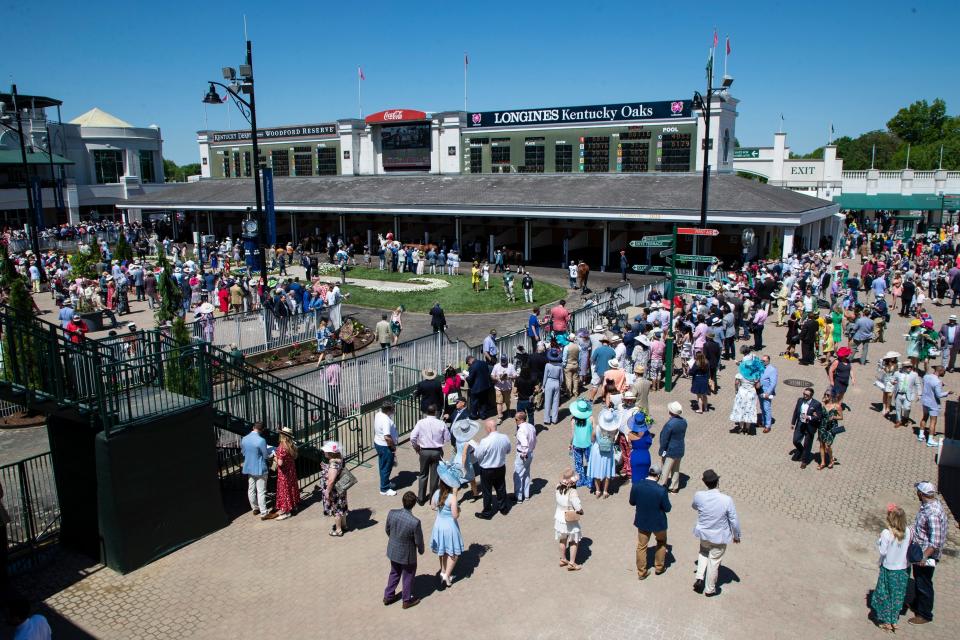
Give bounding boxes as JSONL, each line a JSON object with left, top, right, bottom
{"left": 691, "top": 469, "right": 741, "bottom": 597}
{"left": 326, "top": 285, "right": 343, "bottom": 329}
{"left": 410, "top": 405, "right": 451, "bottom": 505}
{"left": 512, "top": 411, "right": 537, "bottom": 504}
{"left": 491, "top": 356, "right": 518, "bottom": 422}
{"left": 374, "top": 403, "right": 399, "bottom": 496}
{"left": 473, "top": 419, "right": 512, "bottom": 519}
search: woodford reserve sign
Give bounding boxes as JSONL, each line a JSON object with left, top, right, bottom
{"left": 208, "top": 124, "right": 337, "bottom": 144}
{"left": 468, "top": 100, "right": 692, "bottom": 128}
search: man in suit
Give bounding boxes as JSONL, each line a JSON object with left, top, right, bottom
{"left": 789, "top": 387, "right": 823, "bottom": 468}
{"left": 938, "top": 315, "right": 960, "bottom": 372}
{"left": 241, "top": 422, "right": 276, "bottom": 520}
{"left": 629, "top": 463, "right": 672, "bottom": 580}
{"left": 798, "top": 312, "right": 819, "bottom": 365}
{"left": 383, "top": 491, "right": 424, "bottom": 609}
{"left": 466, "top": 355, "right": 494, "bottom": 419}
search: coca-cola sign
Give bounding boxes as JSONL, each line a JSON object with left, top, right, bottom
{"left": 365, "top": 109, "right": 428, "bottom": 124}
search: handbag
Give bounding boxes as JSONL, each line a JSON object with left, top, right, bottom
{"left": 830, "top": 424, "right": 846, "bottom": 436}
{"left": 563, "top": 491, "right": 580, "bottom": 523}
{"left": 907, "top": 542, "right": 924, "bottom": 564}
{"left": 334, "top": 466, "right": 358, "bottom": 494}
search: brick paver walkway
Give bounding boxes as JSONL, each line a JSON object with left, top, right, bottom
{"left": 11, "top": 268, "right": 960, "bottom": 640}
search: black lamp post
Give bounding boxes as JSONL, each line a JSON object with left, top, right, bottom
{"left": 0, "top": 84, "right": 46, "bottom": 281}
{"left": 202, "top": 40, "right": 266, "bottom": 277}
{"left": 692, "top": 68, "right": 733, "bottom": 253}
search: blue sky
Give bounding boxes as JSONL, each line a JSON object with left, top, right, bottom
{"left": 3, "top": 0, "right": 958, "bottom": 164}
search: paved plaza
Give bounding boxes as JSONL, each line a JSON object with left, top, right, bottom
{"left": 8, "top": 267, "right": 960, "bottom": 640}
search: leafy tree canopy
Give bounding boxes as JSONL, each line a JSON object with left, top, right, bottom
{"left": 163, "top": 159, "right": 202, "bottom": 183}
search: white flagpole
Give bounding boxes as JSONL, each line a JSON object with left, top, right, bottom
{"left": 723, "top": 37, "right": 728, "bottom": 78}
{"left": 357, "top": 68, "right": 363, "bottom": 119}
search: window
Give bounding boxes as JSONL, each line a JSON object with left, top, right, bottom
{"left": 139, "top": 150, "right": 156, "bottom": 183}
{"left": 271, "top": 149, "right": 290, "bottom": 176}
{"left": 232, "top": 151, "right": 241, "bottom": 179}
{"left": 581, "top": 136, "right": 610, "bottom": 172}
{"left": 519, "top": 138, "right": 545, "bottom": 173}
{"left": 222, "top": 155, "right": 230, "bottom": 178}
{"left": 293, "top": 146, "right": 313, "bottom": 176}
{"left": 244, "top": 151, "right": 251, "bottom": 177}
{"left": 467, "top": 138, "right": 487, "bottom": 173}
{"left": 555, "top": 143, "right": 573, "bottom": 172}
{"left": 317, "top": 147, "right": 337, "bottom": 175}
{"left": 93, "top": 150, "right": 124, "bottom": 184}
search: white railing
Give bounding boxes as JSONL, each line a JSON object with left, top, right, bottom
{"left": 191, "top": 304, "right": 342, "bottom": 356}
{"left": 842, "top": 170, "right": 868, "bottom": 180}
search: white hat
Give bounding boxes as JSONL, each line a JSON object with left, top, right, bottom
{"left": 592, "top": 325, "right": 605, "bottom": 333}
{"left": 597, "top": 408, "right": 620, "bottom": 433}
{"left": 198, "top": 302, "right": 215, "bottom": 314}
{"left": 915, "top": 481, "right": 937, "bottom": 496}
{"left": 608, "top": 358, "right": 620, "bottom": 369}
{"left": 667, "top": 401, "right": 683, "bottom": 415}
{"left": 321, "top": 440, "right": 341, "bottom": 454}
{"left": 610, "top": 335, "right": 622, "bottom": 343}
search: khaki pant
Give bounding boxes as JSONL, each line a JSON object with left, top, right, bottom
{"left": 637, "top": 529, "right": 667, "bottom": 577}
{"left": 696, "top": 540, "right": 727, "bottom": 594}
{"left": 659, "top": 456, "right": 681, "bottom": 492}
{"left": 496, "top": 388, "right": 512, "bottom": 414}
{"left": 564, "top": 367, "right": 578, "bottom": 397}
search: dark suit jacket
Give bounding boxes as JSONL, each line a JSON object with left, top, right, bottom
{"left": 385, "top": 508, "right": 424, "bottom": 565}
{"left": 629, "top": 479, "right": 671, "bottom": 532}
{"left": 466, "top": 359, "right": 493, "bottom": 393}
{"left": 799, "top": 319, "right": 819, "bottom": 343}
{"left": 790, "top": 397, "right": 823, "bottom": 432}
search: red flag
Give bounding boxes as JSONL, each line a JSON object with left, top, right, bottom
{"left": 358, "top": 66, "right": 365, "bottom": 81}
{"left": 712, "top": 29, "right": 718, "bottom": 48}
{"left": 726, "top": 37, "right": 731, "bottom": 55}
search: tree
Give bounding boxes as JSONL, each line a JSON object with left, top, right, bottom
{"left": 0, "top": 243, "right": 17, "bottom": 289}
{"left": 163, "top": 159, "right": 202, "bottom": 182}
{"left": 114, "top": 232, "right": 133, "bottom": 262}
{"left": 69, "top": 242, "right": 103, "bottom": 280}
{"left": 887, "top": 99, "right": 947, "bottom": 145}
{"left": 164, "top": 316, "right": 200, "bottom": 397}
{"left": 154, "top": 250, "right": 182, "bottom": 324}
{"left": 2, "top": 276, "right": 42, "bottom": 390}
{"left": 767, "top": 235, "right": 782, "bottom": 261}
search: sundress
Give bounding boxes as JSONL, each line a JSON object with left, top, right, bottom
{"left": 275, "top": 446, "right": 300, "bottom": 514}
{"left": 818, "top": 407, "right": 840, "bottom": 445}
{"left": 729, "top": 381, "right": 758, "bottom": 423}
{"left": 321, "top": 459, "right": 349, "bottom": 517}
{"left": 429, "top": 490, "right": 464, "bottom": 556}
{"left": 870, "top": 566, "right": 909, "bottom": 625}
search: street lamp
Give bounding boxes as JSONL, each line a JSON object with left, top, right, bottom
{"left": 691, "top": 72, "right": 732, "bottom": 258}
{"left": 202, "top": 40, "right": 266, "bottom": 277}
{"left": 0, "top": 84, "right": 46, "bottom": 281}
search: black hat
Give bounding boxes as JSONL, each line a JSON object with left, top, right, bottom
{"left": 702, "top": 469, "right": 720, "bottom": 484}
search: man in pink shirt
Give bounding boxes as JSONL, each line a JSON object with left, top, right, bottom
{"left": 649, "top": 330, "right": 666, "bottom": 391}
{"left": 550, "top": 300, "right": 570, "bottom": 335}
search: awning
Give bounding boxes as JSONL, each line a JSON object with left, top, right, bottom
{"left": 0, "top": 149, "right": 74, "bottom": 165}
{"left": 833, "top": 193, "right": 946, "bottom": 211}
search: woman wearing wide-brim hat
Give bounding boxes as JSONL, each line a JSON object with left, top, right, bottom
{"left": 321, "top": 440, "right": 349, "bottom": 536}
{"left": 450, "top": 418, "right": 481, "bottom": 500}
{"left": 587, "top": 409, "right": 620, "bottom": 498}
{"left": 569, "top": 398, "right": 594, "bottom": 488}
{"left": 877, "top": 352, "right": 901, "bottom": 418}
{"left": 554, "top": 468, "right": 584, "bottom": 571}
{"left": 430, "top": 461, "right": 465, "bottom": 588}
{"left": 274, "top": 427, "right": 300, "bottom": 521}
{"left": 626, "top": 412, "right": 654, "bottom": 483}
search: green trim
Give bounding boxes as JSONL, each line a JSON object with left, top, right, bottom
{"left": 832, "top": 193, "right": 944, "bottom": 211}
{"left": 0, "top": 150, "right": 74, "bottom": 165}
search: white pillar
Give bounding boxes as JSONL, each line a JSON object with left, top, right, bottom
{"left": 782, "top": 227, "right": 795, "bottom": 259}
{"left": 455, "top": 217, "right": 461, "bottom": 252}
{"left": 393, "top": 215, "right": 399, "bottom": 239}
{"left": 488, "top": 234, "right": 495, "bottom": 263}
{"left": 290, "top": 213, "right": 297, "bottom": 244}
{"left": 339, "top": 213, "right": 345, "bottom": 238}
{"left": 601, "top": 221, "right": 610, "bottom": 271}
{"left": 523, "top": 219, "right": 531, "bottom": 261}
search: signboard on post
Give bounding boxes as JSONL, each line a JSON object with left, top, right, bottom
{"left": 631, "top": 265, "right": 670, "bottom": 273}
{"left": 675, "top": 274, "right": 713, "bottom": 283}
{"left": 734, "top": 147, "right": 760, "bottom": 159}
{"left": 629, "top": 235, "right": 672, "bottom": 248}
{"left": 676, "top": 286, "right": 712, "bottom": 296}
{"left": 676, "top": 227, "right": 719, "bottom": 236}
{"left": 675, "top": 254, "right": 719, "bottom": 263}
{"left": 262, "top": 167, "right": 277, "bottom": 246}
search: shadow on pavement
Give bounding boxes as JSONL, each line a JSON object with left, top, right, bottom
{"left": 348, "top": 508, "right": 378, "bottom": 531}
{"left": 454, "top": 542, "right": 491, "bottom": 581}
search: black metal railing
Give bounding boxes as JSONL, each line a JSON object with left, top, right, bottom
{"left": 1, "top": 453, "right": 60, "bottom": 567}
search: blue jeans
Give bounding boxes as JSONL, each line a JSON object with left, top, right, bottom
{"left": 760, "top": 398, "right": 773, "bottom": 428}
{"left": 375, "top": 443, "right": 395, "bottom": 492}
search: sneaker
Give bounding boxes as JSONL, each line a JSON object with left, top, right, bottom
{"left": 276, "top": 512, "right": 291, "bottom": 520}
{"left": 917, "top": 431, "right": 925, "bottom": 442}
{"left": 926, "top": 437, "right": 938, "bottom": 447}
{"left": 380, "top": 489, "right": 397, "bottom": 496}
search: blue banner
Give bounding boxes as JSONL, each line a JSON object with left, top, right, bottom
{"left": 54, "top": 177, "right": 65, "bottom": 214}
{"left": 30, "top": 177, "right": 44, "bottom": 231}
{"left": 262, "top": 167, "right": 276, "bottom": 246}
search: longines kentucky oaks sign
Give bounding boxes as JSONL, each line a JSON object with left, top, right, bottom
{"left": 468, "top": 100, "right": 692, "bottom": 128}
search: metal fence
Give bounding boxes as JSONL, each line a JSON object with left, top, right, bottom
{"left": 190, "top": 305, "right": 342, "bottom": 356}
{"left": 1, "top": 453, "right": 60, "bottom": 566}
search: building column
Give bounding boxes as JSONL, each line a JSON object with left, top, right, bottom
{"left": 393, "top": 215, "right": 399, "bottom": 240}
{"left": 207, "top": 211, "right": 213, "bottom": 235}
{"left": 367, "top": 228, "right": 373, "bottom": 254}
{"left": 289, "top": 213, "right": 297, "bottom": 244}
{"left": 782, "top": 227, "right": 795, "bottom": 260}
{"left": 488, "top": 234, "right": 495, "bottom": 263}
{"left": 601, "top": 221, "right": 610, "bottom": 271}
{"left": 523, "top": 219, "right": 531, "bottom": 261}
{"left": 339, "top": 213, "right": 346, "bottom": 239}
{"left": 65, "top": 180, "right": 80, "bottom": 224}
{"left": 455, "top": 216, "right": 461, "bottom": 252}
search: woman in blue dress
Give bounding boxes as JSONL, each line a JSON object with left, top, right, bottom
{"left": 450, "top": 417, "right": 480, "bottom": 500}
{"left": 587, "top": 408, "right": 619, "bottom": 498}
{"left": 627, "top": 411, "right": 654, "bottom": 483}
{"left": 430, "top": 461, "right": 465, "bottom": 588}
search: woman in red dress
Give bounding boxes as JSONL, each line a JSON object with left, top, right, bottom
{"left": 217, "top": 283, "right": 230, "bottom": 314}
{"left": 274, "top": 427, "right": 300, "bottom": 520}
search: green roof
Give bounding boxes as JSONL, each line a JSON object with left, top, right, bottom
{"left": 0, "top": 149, "right": 74, "bottom": 165}
{"left": 833, "top": 193, "right": 946, "bottom": 211}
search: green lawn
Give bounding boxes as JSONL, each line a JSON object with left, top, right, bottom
{"left": 334, "top": 266, "right": 566, "bottom": 313}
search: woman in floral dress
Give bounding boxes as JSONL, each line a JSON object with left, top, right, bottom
{"left": 729, "top": 373, "right": 759, "bottom": 434}
{"left": 274, "top": 427, "right": 300, "bottom": 520}
{"left": 321, "top": 440, "right": 349, "bottom": 536}
{"left": 817, "top": 391, "right": 842, "bottom": 469}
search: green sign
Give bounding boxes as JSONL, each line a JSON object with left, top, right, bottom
{"left": 631, "top": 265, "right": 670, "bottom": 273}
{"left": 629, "top": 235, "right": 672, "bottom": 248}
{"left": 676, "top": 286, "right": 712, "bottom": 296}
{"left": 734, "top": 148, "right": 760, "bottom": 159}
{"left": 675, "top": 254, "right": 718, "bottom": 263}
{"left": 675, "top": 274, "right": 713, "bottom": 283}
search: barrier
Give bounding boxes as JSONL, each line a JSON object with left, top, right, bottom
{"left": 0, "top": 453, "right": 60, "bottom": 567}
{"left": 189, "top": 305, "right": 342, "bottom": 356}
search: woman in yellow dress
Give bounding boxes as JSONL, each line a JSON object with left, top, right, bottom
{"left": 471, "top": 262, "right": 481, "bottom": 293}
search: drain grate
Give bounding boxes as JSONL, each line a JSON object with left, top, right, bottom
{"left": 784, "top": 378, "right": 814, "bottom": 388}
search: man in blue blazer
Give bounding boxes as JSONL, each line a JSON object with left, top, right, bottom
{"left": 241, "top": 422, "right": 275, "bottom": 520}
{"left": 629, "top": 463, "right": 672, "bottom": 579}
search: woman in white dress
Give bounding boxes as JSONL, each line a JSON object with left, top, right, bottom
{"left": 554, "top": 468, "right": 584, "bottom": 571}
{"left": 729, "top": 373, "right": 759, "bottom": 435}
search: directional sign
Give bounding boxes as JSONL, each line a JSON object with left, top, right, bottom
{"left": 659, "top": 248, "right": 675, "bottom": 258}
{"left": 676, "top": 227, "right": 720, "bottom": 236}
{"left": 629, "top": 235, "right": 672, "bottom": 248}
{"left": 631, "top": 265, "right": 670, "bottom": 273}
{"left": 676, "top": 286, "right": 712, "bottom": 296}
{"left": 675, "top": 274, "right": 714, "bottom": 283}
{"left": 675, "top": 254, "right": 718, "bottom": 263}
